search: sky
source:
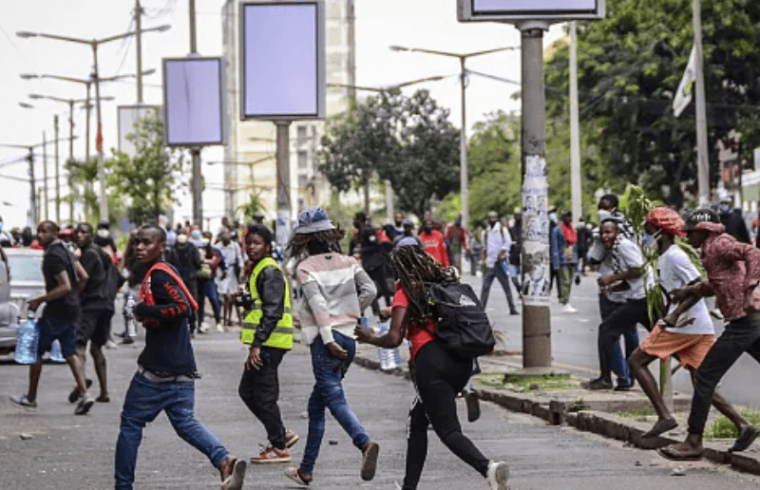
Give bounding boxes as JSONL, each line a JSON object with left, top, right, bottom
{"left": 0, "top": 0, "right": 564, "bottom": 229}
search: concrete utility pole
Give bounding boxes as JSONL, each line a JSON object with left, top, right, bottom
{"left": 54, "top": 115, "right": 60, "bottom": 223}
{"left": 518, "top": 21, "right": 552, "bottom": 368}
{"left": 28, "top": 148, "right": 37, "bottom": 226}
{"left": 136, "top": 0, "right": 144, "bottom": 104}
{"left": 570, "top": 21, "right": 582, "bottom": 227}
{"left": 68, "top": 101, "right": 75, "bottom": 221}
{"left": 42, "top": 131, "right": 49, "bottom": 220}
{"left": 189, "top": 0, "right": 203, "bottom": 226}
{"left": 693, "top": 0, "right": 710, "bottom": 206}
{"left": 276, "top": 121, "right": 293, "bottom": 248}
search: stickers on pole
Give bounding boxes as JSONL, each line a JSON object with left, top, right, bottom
{"left": 521, "top": 155, "right": 551, "bottom": 306}
{"left": 240, "top": 1, "right": 325, "bottom": 121}
{"left": 163, "top": 57, "right": 226, "bottom": 147}
{"left": 458, "top": 0, "right": 605, "bottom": 21}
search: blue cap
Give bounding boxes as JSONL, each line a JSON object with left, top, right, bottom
{"left": 295, "top": 207, "right": 336, "bottom": 235}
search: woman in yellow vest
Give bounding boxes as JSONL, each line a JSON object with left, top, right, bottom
{"left": 238, "top": 225, "right": 299, "bottom": 463}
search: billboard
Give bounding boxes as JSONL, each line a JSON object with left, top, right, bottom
{"left": 163, "top": 57, "right": 225, "bottom": 147}
{"left": 458, "top": 0, "right": 605, "bottom": 21}
{"left": 118, "top": 105, "right": 156, "bottom": 158}
{"left": 240, "top": 1, "right": 325, "bottom": 120}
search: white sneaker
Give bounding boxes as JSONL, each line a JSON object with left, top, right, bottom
{"left": 105, "top": 340, "right": 118, "bottom": 349}
{"left": 486, "top": 461, "right": 510, "bottom": 490}
{"left": 199, "top": 323, "right": 210, "bottom": 334}
{"left": 562, "top": 304, "right": 578, "bottom": 314}
{"left": 216, "top": 322, "right": 225, "bottom": 333}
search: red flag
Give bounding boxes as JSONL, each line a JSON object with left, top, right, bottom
{"left": 96, "top": 123, "right": 103, "bottom": 154}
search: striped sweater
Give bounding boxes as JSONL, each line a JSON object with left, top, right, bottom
{"left": 295, "top": 253, "right": 377, "bottom": 345}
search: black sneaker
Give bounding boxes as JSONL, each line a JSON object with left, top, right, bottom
{"left": 586, "top": 376, "right": 613, "bottom": 390}
{"left": 69, "top": 379, "right": 93, "bottom": 404}
{"left": 615, "top": 380, "right": 635, "bottom": 391}
{"left": 465, "top": 390, "right": 481, "bottom": 423}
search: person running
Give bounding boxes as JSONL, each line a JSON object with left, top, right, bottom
{"left": 355, "top": 243, "right": 510, "bottom": 490}
{"left": 283, "top": 207, "right": 379, "bottom": 486}
{"left": 629, "top": 207, "right": 752, "bottom": 441}
{"left": 10, "top": 220, "right": 94, "bottom": 415}
{"left": 480, "top": 211, "right": 518, "bottom": 315}
{"left": 72, "top": 222, "right": 115, "bottom": 404}
{"left": 551, "top": 210, "right": 579, "bottom": 313}
{"left": 238, "top": 224, "right": 299, "bottom": 464}
{"left": 587, "top": 218, "right": 650, "bottom": 391}
{"left": 114, "top": 224, "right": 246, "bottom": 490}
{"left": 660, "top": 209, "right": 760, "bottom": 461}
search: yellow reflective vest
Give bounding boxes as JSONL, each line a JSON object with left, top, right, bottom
{"left": 241, "top": 257, "right": 293, "bottom": 350}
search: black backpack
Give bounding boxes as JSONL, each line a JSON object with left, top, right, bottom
{"left": 95, "top": 246, "right": 125, "bottom": 300}
{"left": 429, "top": 282, "right": 495, "bottom": 359}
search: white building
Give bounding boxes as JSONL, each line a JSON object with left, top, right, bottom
{"left": 221, "top": 0, "right": 357, "bottom": 225}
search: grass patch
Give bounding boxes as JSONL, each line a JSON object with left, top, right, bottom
{"left": 618, "top": 407, "right": 656, "bottom": 419}
{"left": 705, "top": 408, "right": 760, "bottom": 440}
{"left": 474, "top": 373, "right": 575, "bottom": 392}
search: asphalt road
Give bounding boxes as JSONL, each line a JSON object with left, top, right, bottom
{"left": 1, "top": 312, "right": 759, "bottom": 489}
{"left": 462, "top": 270, "right": 760, "bottom": 409}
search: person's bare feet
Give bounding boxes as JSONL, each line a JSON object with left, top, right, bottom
{"left": 658, "top": 441, "right": 704, "bottom": 461}
{"left": 643, "top": 417, "right": 678, "bottom": 438}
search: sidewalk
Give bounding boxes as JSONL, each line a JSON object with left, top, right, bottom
{"left": 355, "top": 342, "right": 760, "bottom": 477}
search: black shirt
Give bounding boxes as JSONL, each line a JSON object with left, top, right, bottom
{"left": 135, "top": 265, "right": 197, "bottom": 375}
{"left": 41, "top": 241, "right": 80, "bottom": 321}
{"left": 79, "top": 243, "right": 112, "bottom": 311}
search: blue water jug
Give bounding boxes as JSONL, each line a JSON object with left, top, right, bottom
{"left": 15, "top": 313, "right": 39, "bottom": 365}
{"left": 50, "top": 340, "right": 65, "bottom": 362}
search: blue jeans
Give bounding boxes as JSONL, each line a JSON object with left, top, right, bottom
{"left": 598, "top": 295, "right": 641, "bottom": 385}
{"left": 115, "top": 372, "right": 228, "bottom": 490}
{"left": 198, "top": 278, "right": 222, "bottom": 324}
{"left": 300, "top": 331, "right": 370, "bottom": 474}
{"left": 480, "top": 263, "right": 516, "bottom": 311}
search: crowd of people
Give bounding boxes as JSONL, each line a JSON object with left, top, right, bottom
{"left": 4, "top": 193, "right": 760, "bottom": 488}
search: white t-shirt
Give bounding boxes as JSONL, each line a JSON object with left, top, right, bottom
{"left": 657, "top": 245, "right": 714, "bottom": 336}
{"left": 599, "top": 238, "right": 648, "bottom": 301}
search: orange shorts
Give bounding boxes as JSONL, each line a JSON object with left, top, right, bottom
{"left": 639, "top": 325, "right": 715, "bottom": 369}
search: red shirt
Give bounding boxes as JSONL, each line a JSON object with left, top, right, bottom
{"left": 419, "top": 229, "right": 449, "bottom": 267}
{"left": 698, "top": 224, "right": 760, "bottom": 321}
{"left": 392, "top": 286, "right": 435, "bottom": 361}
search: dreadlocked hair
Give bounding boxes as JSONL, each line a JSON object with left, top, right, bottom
{"left": 391, "top": 246, "right": 454, "bottom": 329}
{"left": 287, "top": 227, "right": 346, "bottom": 260}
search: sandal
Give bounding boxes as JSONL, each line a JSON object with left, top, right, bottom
{"left": 96, "top": 395, "right": 110, "bottom": 403}
{"left": 220, "top": 458, "right": 247, "bottom": 490}
{"left": 658, "top": 444, "right": 703, "bottom": 461}
{"left": 68, "top": 379, "right": 93, "bottom": 404}
{"left": 642, "top": 418, "right": 678, "bottom": 439}
{"left": 730, "top": 426, "right": 760, "bottom": 453}
{"left": 284, "top": 467, "right": 312, "bottom": 486}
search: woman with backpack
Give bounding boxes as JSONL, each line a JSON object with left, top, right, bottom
{"left": 354, "top": 241, "right": 510, "bottom": 490}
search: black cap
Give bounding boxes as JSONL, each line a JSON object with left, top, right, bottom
{"left": 682, "top": 208, "right": 720, "bottom": 231}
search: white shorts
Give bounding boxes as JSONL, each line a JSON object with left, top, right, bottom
{"left": 217, "top": 274, "right": 239, "bottom": 295}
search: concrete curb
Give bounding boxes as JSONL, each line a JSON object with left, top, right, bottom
{"left": 354, "top": 353, "right": 760, "bottom": 477}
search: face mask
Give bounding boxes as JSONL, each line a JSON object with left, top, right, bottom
{"left": 597, "top": 210, "right": 611, "bottom": 222}
{"left": 97, "top": 229, "right": 109, "bottom": 238}
{"left": 0, "top": 223, "right": 3, "bottom": 232}
{"left": 642, "top": 229, "right": 662, "bottom": 252}
{"left": 423, "top": 226, "right": 432, "bottom": 234}
{"left": 177, "top": 235, "right": 188, "bottom": 244}
{"left": 549, "top": 213, "right": 558, "bottom": 223}
{"left": 719, "top": 203, "right": 730, "bottom": 214}
{"left": 455, "top": 220, "right": 461, "bottom": 226}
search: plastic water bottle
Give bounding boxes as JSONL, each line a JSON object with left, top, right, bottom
{"left": 15, "top": 312, "right": 39, "bottom": 365}
{"left": 376, "top": 322, "right": 400, "bottom": 371}
{"left": 50, "top": 340, "right": 65, "bottom": 363}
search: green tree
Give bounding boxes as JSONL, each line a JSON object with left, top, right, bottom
{"left": 545, "top": 0, "right": 760, "bottom": 207}
{"left": 320, "top": 89, "right": 460, "bottom": 219}
{"left": 236, "top": 191, "right": 266, "bottom": 223}
{"left": 106, "top": 109, "right": 185, "bottom": 225}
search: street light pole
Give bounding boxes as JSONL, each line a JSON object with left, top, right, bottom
{"left": 518, "top": 21, "right": 552, "bottom": 369}
{"left": 188, "top": 0, "right": 203, "bottom": 227}
{"left": 389, "top": 45, "right": 516, "bottom": 231}
{"left": 693, "top": 0, "right": 710, "bottom": 206}
{"left": 569, "top": 21, "right": 582, "bottom": 227}
{"left": 54, "top": 115, "right": 60, "bottom": 223}
{"left": 92, "top": 42, "right": 109, "bottom": 222}
{"left": 136, "top": 0, "right": 144, "bottom": 104}
{"left": 276, "top": 121, "right": 292, "bottom": 249}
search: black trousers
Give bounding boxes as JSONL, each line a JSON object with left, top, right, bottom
{"left": 599, "top": 298, "right": 650, "bottom": 372}
{"left": 368, "top": 265, "right": 394, "bottom": 313}
{"left": 688, "top": 314, "right": 760, "bottom": 434}
{"left": 402, "top": 342, "right": 489, "bottom": 490}
{"left": 238, "top": 347, "right": 287, "bottom": 449}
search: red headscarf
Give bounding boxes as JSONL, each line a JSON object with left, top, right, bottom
{"left": 646, "top": 207, "right": 685, "bottom": 238}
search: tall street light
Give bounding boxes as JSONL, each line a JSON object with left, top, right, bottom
{"left": 18, "top": 24, "right": 170, "bottom": 222}
{"left": 21, "top": 71, "right": 151, "bottom": 160}
{"left": 327, "top": 76, "right": 448, "bottom": 217}
{"left": 390, "top": 45, "right": 518, "bottom": 232}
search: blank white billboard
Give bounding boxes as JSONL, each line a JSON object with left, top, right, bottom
{"left": 240, "top": 1, "right": 325, "bottom": 120}
{"left": 163, "top": 57, "right": 225, "bottom": 146}
{"left": 459, "top": 0, "right": 604, "bottom": 20}
{"left": 118, "top": 105, "right": 156, "bottom": 158}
